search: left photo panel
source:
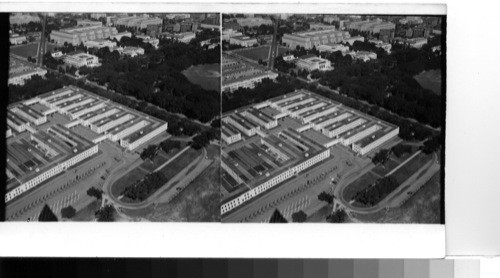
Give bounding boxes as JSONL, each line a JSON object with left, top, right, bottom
{"left": 5, "top": 13, "right": 222, "bottom": 222}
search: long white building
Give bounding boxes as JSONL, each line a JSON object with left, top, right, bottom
{"left": 50, "top": 25, "right": 118, "bottom": 45}
{"left": 221, "top": 147, "right": 330, "bottom": 214}
{"left": 282, "top": 29, "right": 351, "bottom": 50}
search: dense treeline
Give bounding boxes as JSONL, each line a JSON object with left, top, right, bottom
{"left": 310, "top": 39, "right": 443, "bottom": 128}
{"left": 8, "top": 73, "right": 64, "bottom": 104}
{"left": 191, "top": 129, "right": 219, "bottom": 150}
{"left": 122, "top": 172, "right": 168, "bottom": 202}
{"left": 85, "top": 39, "right": 220, "bottom": 123}
{"left": 353, "top": 176, "right": 399, "bottom": 206}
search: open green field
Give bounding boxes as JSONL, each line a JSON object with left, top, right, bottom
{"left": 111, "top": 167, "right": 149, "bottom": 197}
{"left": 390, "top": 152, "right": 433, "bottom": 184}
{"left": 234, "top": 45, "right": 288, "bottom": 62}
{"left": 182, "top": 63, "right": 221, "bottom": 92}
{"left": 342, "top": 171, "right": 379, "bottom": 201}
{"left": 10, "top": 42, "right": 56, "bottom": 59}
{"left": 158, "top": 148, "right": 202, "bottom": 180}
{"left": 414, "top": 69, "right": 442, "bottom": 95}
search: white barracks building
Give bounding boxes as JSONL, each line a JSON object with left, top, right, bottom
{"left": 5, "top": 85, "right": 169, "bottom": 202}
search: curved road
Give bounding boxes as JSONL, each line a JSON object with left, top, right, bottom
{"left": 103, "top": 147, "right": 207, "bottom": 211}
{"left": 334, "top": 152, "right": 439, "bottom": 215}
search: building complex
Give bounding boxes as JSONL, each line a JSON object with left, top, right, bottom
{"left": 282, "top": 29, "right": 351, "bottom": 50}
{"left": 5, "top": 86, "right": 168, "bottom": 203}
{"left": 296, "top": 54, "right": 333, "bottom": 72}
{"left": 346, "top": 20, "right": 396, "bottom": 34}
{"left": 220, "top": 89, "right": 399, "bottom": 215}
{"left": 222, "top": 54, "right": 278, "bottom": 93}
{"left": 50, "top": 25, "right": 118, "bottom": 45}
{"left": 8, "top": 56, "right": 47, "bottom": 86}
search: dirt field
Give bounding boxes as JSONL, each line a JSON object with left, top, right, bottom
{"left": 148, "top": 144, "right": 221, "bottom": 222}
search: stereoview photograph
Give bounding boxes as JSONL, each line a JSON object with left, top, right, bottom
{"left": 221, "top": 14, "right": 445, "bottom": 224}
{"left": 5, "top": 13, "right": 221, "bottom": 222}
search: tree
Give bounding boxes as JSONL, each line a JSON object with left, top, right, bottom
{"left": 372, "top": 149, "right": 391, "bottom": 165}
{"left": 318, "top": 191, "right": 334, "bottom": 204}
{"left": 61, "top": 206, "right": 77, "bottom": 219}
{"left": 392, "top": 144, "right": 413, "bottom": 158}
{"left": 269, "top": 209, "right": 288, "bottom": 223}
{"left": 140, "top": 144, "right": 159, "bottom": 161}
{"left": 95, "top": 205, "right": 115, "bottom": 222}
{"left": 87, "top": 186, "right": 103, "bottom": 200}
{"left": 421, "top": 135, "right": 441, "bottom": 154}
{"left": 291, "top": 210, "right": 307, "bottom": 223}
{"left": 38, "top": 204, "right": 58, "bottom": 222}
{"left": 327, "top": 209, "right": 348, "bottom": 223}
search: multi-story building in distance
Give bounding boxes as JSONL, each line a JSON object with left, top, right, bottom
{"left": 64, "top": 52, "right": 101, "bottom": 68}
{"left": 346, "top": 20, "right": 396, "bottom": 34}
{"left": 9, "top": 13, "right": 40, "bottom": 25}
{"left": 115, "top": 15, "right": 163, "bottom": 29}
{"left": 50, "top": 25, "right": 118, "bottom": 45}
{"left": 296, "top": 54, "right": 333, "bottom": 72}
{"left": 229, "top": 36, "right": 258, "bottom": 47}
{"left": 282, "top": 29, "right": 351, "bottom": 50}
{"left": 235, "top": 17, "right": 273, "bottom": 27}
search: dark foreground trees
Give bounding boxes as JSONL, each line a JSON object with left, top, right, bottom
{"left": 269, "top": 209, "right": 288, "bottom": 223}
{"left": 372, "top": 149, "right": 392, "bottom": 166}
{"left": 95, "top": 205, "right": 115, "bottom": 222}
{"left": 121, "top": 172, "right": 168, "bottom": 202}
{"left": 291, "top": 210, "right": 307, "bottom": 223}
{"left": 353, "top": 176, "right": 399, "bottom": 206}
{"left": 61, "top": 206, "right": 76, "bottom": 219}
{"left": 87, "top": 187, "right": 103, "bottom": 200}
{"left": 318, "top": 191, "right": 334, "bottom": 204}
{"left": 38, "top": 204, "right": 58, "bottom": 222}
{"left": 327, "top": 209, "right": 348, "bottom": 223}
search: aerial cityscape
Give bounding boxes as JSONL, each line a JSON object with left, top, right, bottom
{"left": 7, "top": 13, "right": 221, "bottom": 222}
{"left": 5, "top": 12, "right": 444, "bottom": 224}
{"left": 221, "top": 14, "right": 444, "bottom": 223}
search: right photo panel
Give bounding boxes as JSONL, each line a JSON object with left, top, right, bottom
{"left": 220, "top": 14, "right": 445, "bottom": 224}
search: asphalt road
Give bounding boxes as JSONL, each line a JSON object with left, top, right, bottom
{"left": 6, "top": 140, "right": 123, "bottom": 221}
{"left": 222, "top": 145, "right": 363, "bottom": 223}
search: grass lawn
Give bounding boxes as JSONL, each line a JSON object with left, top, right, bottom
{"left": 158, "top": 148, "right": 202, "bottom": 180}
{"left": 111, "top": 167, "right": 149, "bottom": 197}
{"left": 235, "top": 45, "right": 288, "bottom": 62}
{"left": 414, "top": 69, "right": 442, "bottom": 95}
{"left": 10, "top": 43, "right": 56, "bottom": 59}
{"left": 342, "top": 171, "right": 379, "bottom": 201}
{"left": 182, "top": 63, "right": 221, "bottom": 92}
{"left": 390, "top": 152, "right": 433, "bottom": 184}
